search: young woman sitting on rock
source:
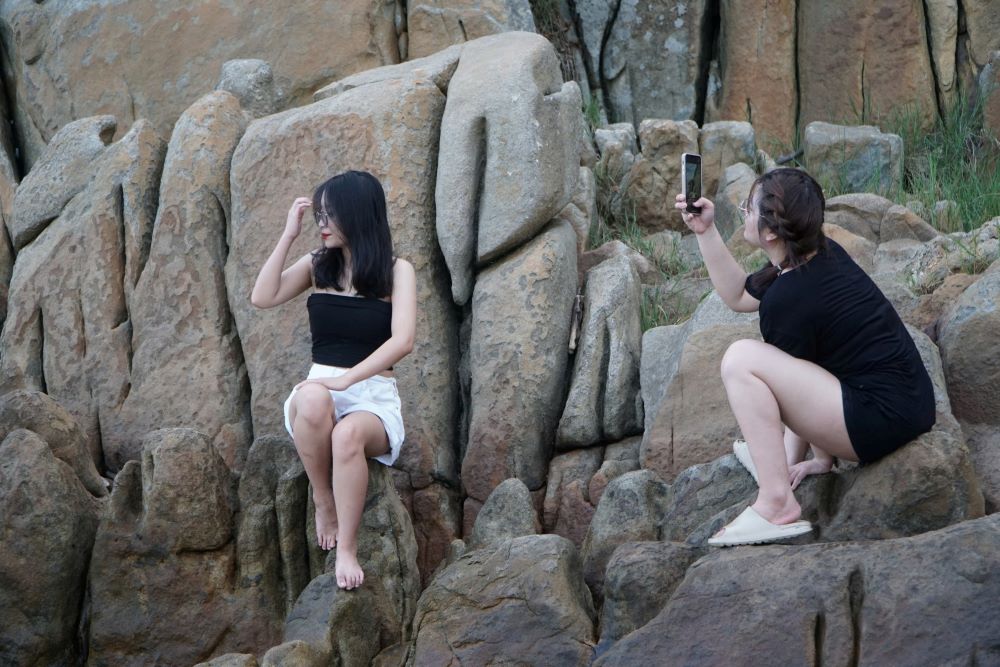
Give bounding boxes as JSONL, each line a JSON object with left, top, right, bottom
{"left": 251, "top": 170, "right": 416, "bottom": 588}
{"left": 674, "top": 167, "right": 935, "bottom": 547}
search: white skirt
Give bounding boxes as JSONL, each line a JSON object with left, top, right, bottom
{"left": 283, "top": 363, "right": 405, "bottom": 466}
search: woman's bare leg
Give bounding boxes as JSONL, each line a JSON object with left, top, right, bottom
{"left": 329, "top": 411, "right": 390, "bottom": 590}
{"left": 289, "top": 384, "right": 338, "bottom": 550}
{"left": 784, "top": 426, "right": 809, "bottom": 467}
{"left": 719, "top": 339, "right": 857, "bottom": 531}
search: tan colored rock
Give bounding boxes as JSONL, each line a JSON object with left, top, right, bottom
{"left": 227, "top": 76, "right": 459, "bottom": 490}
{"left": 589, "top": 437, "right": 641, "bottom": 507}
{"left": 9, "top": 115, "right": 115, "bottom": 250}
{"left": 982, "top": 51, "right": 1000, "bottom": 137}
{"left": 463, "top": 221, "right": 578, "bottom": 502}
{"left": 115, "top": 92, "right": 252, "bottom": 472}
{"left": 803, "top": 122, "right": 904, "bottom": 195}
{"left": 938, "top": 270, "right": 1000, "bottom": 425}
{"left": 709, "top": 0, "right": 796, "bottom": 147}
{"left": 640, "top": 318, "right": 761, "bottom": 480}
{"left": 0, "top": 0, "right": 402, "bottom": 167}
{"left": 543, "top": 447, "right": 604, "bottom": 547}
{"left": 411, "top": 482, "right": 462, "bottom": 586}
{"left": 0, "top": 429, "right": 101, "bottom": 667}
{"left": 904, "top": 272, "right": 977, "bottom": 336}
{"left": 627, "top": 119, "right": 699, "bottom": 232}
{"left": 597, "top": 515, "right": 1000, "bottom": 666}
{"left": 964, "top": 1, "right": 1000, "bottom": 67}
{"left": 823, "top": 192, "right": 895, "bottom": 243}
{"left": 699, "top": 121, "right": 756, "bottom": 202}
{"left": 88, "top": 429, "right": 273, "bottom": 665}
{"left": 468, "top": 477, "right": 539, "bottom": 550}
{"left": 558, "top": 255, "right": 643, "bottom": 448}
{"left": 236, "top": 436, "right": 310, "bottom": 635}
{"left": 557, "top": 166, "right": 598, "bottom": 254}
{"left": 713, "top": 161, "right": 756, "bottom": 240}
{"left": 577, "top": 0, "right": 710, "bottom": 124}
{"left": 0, "top": 390, "right": 107, "bottom": 497}
{"left": 598, "top": 542, "right": 700, "bottom": 653}
{"left": 797, "top": 0, "right": 937, "bottom": 130}
{"left": 579, "top": 239, "right": 659, "bottom": 284}
{"left": 314, "top": 44, "right": 463, "bottom": 102}
{"left": 823, "top": 223, "right": 876, "bottom": 274}
{"left": 594, "top": 123, "right": 639, "bottom": 177}
{"left": 261, "top": 640, "right": 326, "bottom": 667}
{"left": 880, "top": 203, "right": 941, "bottom": 243}
{"left": 406, "top": 0, "right": 535, "bottom": 59}
{"left": 435, "top": 32, "right": 582, "bottom": 304}
{"left": 0, "top": 121, "right": 165, "bottom": 468}
{"left": 580, "top": 470, "right": 669, "bottom": 602}
{"left": 405, "top": 534, "right": 596, "bottom": 666}
{"left": 925, "top": 0, "right": 958, "bottom": 108}
{"left": 281, "top": 461, "right": 421, "bottom": 667}
{"left": 217, "top": 59, "right": 284, "bottom": 118}
{"left": 962, "top": 422, "right": 1000, "bottom": 513}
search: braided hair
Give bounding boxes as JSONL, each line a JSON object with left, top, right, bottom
{"left": 746, "top": 168, "right": 827, "bottom": 294}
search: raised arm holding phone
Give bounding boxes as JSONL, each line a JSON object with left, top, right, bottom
{"left": 675, "top": 165, "right": 935, "bottom": 546}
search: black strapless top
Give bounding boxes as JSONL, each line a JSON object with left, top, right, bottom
{"left": 307, "top": 292, "right": 392, "bottom": 368}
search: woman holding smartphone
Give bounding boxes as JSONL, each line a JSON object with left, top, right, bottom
{"left": 251, "top": 170, "right": 416, "bottom": 588}
{"left": 675, "top": 167, "right": 935, "bottom": 546}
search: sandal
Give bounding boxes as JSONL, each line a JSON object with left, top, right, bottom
{"left": 707, "top": 506, "right": 812, "bottom": 547}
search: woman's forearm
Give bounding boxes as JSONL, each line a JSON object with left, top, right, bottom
{"left": 251, "top": 233, "right": 296, "bottom": 308}
{"left": 695, "top": 225, "right": 750, "bottom": 309}
{"left": 343, "top": 336, "right": 414, "bottom": 385}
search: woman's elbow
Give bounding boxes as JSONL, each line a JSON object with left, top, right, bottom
{"left": 250, "top": 293, "right": 272, "bottom": 309}
{"left": 397, "top": 335, "right": 415, "bottom": 356}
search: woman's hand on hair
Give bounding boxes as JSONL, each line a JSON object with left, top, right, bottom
{"left": 294, "top": 376, "right": 353, "bottom": 393}
{"left": 674, "top": 195, "right": 715, "bottom": 234}
{"left": 284, "top": 197, "right": 313, "bottom": 240}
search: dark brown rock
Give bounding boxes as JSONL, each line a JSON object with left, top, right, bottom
{"left": 405, "top": 534, "right": 596, "bottom": 666}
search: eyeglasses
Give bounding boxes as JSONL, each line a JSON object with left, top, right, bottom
{"left": 313, "top": 209, "right": 332, "bottom": 228}
{"left": 738, "top": 199, "right": 751, "bottom": 220}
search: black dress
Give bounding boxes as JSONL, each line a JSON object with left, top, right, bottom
{"left": 744, "top": 239, "right": 936, "bottom": 462}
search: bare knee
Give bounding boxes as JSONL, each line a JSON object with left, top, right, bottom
{"left": 331, "top": 421, "right": 364, "bottom": 466}
{"left": 293, "top": 385, "right": 334, "bottom": 429}
{"left": 720, "top": 339, "right": 762, "bottom": 382}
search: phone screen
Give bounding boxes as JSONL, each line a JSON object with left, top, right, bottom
{"left": 683, "top": 154, "right": 702, "bottom": 213}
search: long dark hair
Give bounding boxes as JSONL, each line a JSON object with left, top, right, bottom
{"left": 311, "top": 170, "right": 394, "bottom": 298}
{"left": 746, "top": 168, "right": 827, "bottom": 294}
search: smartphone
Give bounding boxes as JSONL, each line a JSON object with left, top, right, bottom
{"left": 681, "top": 153, "right": 702, "bottom": 214}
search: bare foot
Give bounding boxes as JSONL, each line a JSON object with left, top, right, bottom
{"left": 314, "top": 499, "right": 339, "bottom": 551}
{"left": 335, "top": 548, "right": 364, "bottom": 590}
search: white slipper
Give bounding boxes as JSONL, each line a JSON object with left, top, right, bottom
{"left": 707, "top": 506, "right": 812, "bottom": 547}
{"left": 733, "top": 439, "right": 758, "bottom": 484}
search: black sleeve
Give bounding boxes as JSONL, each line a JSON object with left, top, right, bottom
{"left": 745, "top": 267, "right": 771, "bottom": 301}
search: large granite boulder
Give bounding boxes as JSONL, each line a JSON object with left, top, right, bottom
{"left": 0, "top": 390, "right": 107, "bottom": 497}
{"left": 698, "top": 121, "right": 755, "bottom": 202}
{"left": 87, "top": 429, "right": 272, "bottom": 665}
{"left": 405, "top": 534, "right": 596, "bottom": 666}
{"left": 227, "top": 71, "right": 460, "bottom": 498}
{"left": 803, "top": 122, "right": 903, "bottom": 195}
{"left": 0, "top": 120, "right": 165, "bottom": 469}
{"left": 8, "top": 115, "right": 116, "bottom": 250}
{"left": 964, "top": 0, "right": 1000, "bottom": 67}
{"left": 576, "top": 0, "right": 710, "bottom": 124}
{"left": 557, "top": 255, "right": 643, "bottom": 449}
{"left": 580, "top": 470, "right": 670, "bottom": 601}
{"left": 275, "top": 460, "right": 421, "bottom": 667}
{"left": 463, "top": 220, "right": 577, "bottom": 506}
{"left": 543, "top": 447, "right": 605, "bottom": 547}
{"left": 406, "top": 0, "right": 535, "bottom": 59}
{"left": 467, "top": 477, "right": 539, "bottom": 550}
{"left": 707, "top": 0, "right": 796, "bottom": 147}
{"left": 626, "top": 119, "right": 699, "bottom": 232}
{"left": 435, "top": 32, "right": 581, "bottom": 304}
{"left": 797, "top": 0, "right": 937, "bottom": 131}
{"left": 0, "top": 0, "right": 402, "bottom": 167}
{"left": 116, "top": 91, "right": 252, "bottom": 471}
{"left": 0, "top": 428, "right": 101, "bottom": 666}
{"left": 596, "top": 515, "right": 1000, "bottom": 666}
{"left": 639, "top": 294, "right": 761, "bottom": 480}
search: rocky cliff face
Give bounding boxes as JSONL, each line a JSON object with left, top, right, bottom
{"left": 1, "top": 6, "right": 999, "bottom": 666}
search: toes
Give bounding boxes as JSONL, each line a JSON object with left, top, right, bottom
{"left": 337, "top": 574, "right": 347, "bottom": 589}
